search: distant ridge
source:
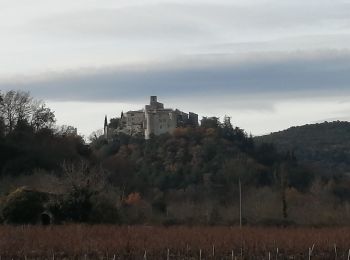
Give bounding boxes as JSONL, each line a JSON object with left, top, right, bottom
{"left": 255, "top": 121, "right": 350, "bottom": 174}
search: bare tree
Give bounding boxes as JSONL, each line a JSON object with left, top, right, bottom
{"left": 0, "top": 90, "right": 18, "bottom": 133}
{"left": 55, "top": 125, "right": 78, "bottom": 136}
{"left": 14, "top": 91, "right": 32, "bottom": 122}
{"left": 62, "top": 160, "right": 106, "bottom": 194}
{"left": 88, "top": 129, "right": 104, "bottom": 143}
{"left": 30, "top": 101, "right": 56, "bottom": 131}
{"left": 59, "top": 160, "right": 107, "bottom": 222}
{"left": 0, "top": 90, "right": 55, "bottom": 134}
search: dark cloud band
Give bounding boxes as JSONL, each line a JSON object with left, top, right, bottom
{"left": 1, "top": 51, "right": 350, "bottom": 102}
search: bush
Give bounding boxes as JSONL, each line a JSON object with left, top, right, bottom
{"left": 257, "top": 218, "right": 295, "bottom": 227}
{"left": 1, "top": 187, "right": 48, "bottom": 224}
{"left": 152, "top": 199, "right": 167, "bottom": 214}
{"left": 88, "top": 195, "right": 120, "bottom": 224}
{"left": 162, "top": 217, "right": 183, "bottom": 226}
{"left": 56, "top": 187, "right": 94, "bottom": 223}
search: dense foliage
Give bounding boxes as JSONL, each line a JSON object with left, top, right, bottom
{"left": 96, "top": 120, "right": 307, "bottom": 197}
{"left": 256, "top": 121, "right": 350, "bottom": 175}
{"left": 0, "top": 91, "right": 90, "bottom": 176}
{"left": 1, "top": 187, "right": 48, "bottom": 224}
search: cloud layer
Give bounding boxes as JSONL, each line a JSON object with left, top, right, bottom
{"left": 1, "top": 0, "right": 350, "bottom": 75}
{"left": 2, "top": 50, "right": 350, "bottom": 105}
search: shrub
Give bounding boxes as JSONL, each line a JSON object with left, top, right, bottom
{"left": 88, "top": 194, "right": 120, "bottom": 224}
{"left": 257, "top": 218, "right": 295, "bottom": 227}
{"left": 1, "top": 187, "right": 48, "bottom": 224}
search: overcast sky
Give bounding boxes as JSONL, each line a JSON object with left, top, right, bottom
{"left": 1, "top": 0, "right": 350, "bottom": 137}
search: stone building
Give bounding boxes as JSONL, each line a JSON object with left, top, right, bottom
{"left": 104, "top": 96, "right": 198, "bottom": 139}
{"left": 121, "top": 110, "right": 145, "bottom": 136}
{"left": 144, "top": 96, "right": 178, "bottom": 139}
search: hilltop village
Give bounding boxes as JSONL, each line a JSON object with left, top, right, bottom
{"left": 104, "top": 96, "right": 202, "bottom": 139}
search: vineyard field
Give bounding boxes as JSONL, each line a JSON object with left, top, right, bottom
{"left": 0, "top": 225, "right": 349, "bottom": 259}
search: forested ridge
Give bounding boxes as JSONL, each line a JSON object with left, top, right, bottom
{"left": 256, "top": 121, "right": 350, "bottom": 175}
{"left": 0, "top": 90, "right": 350, "bottom": 226}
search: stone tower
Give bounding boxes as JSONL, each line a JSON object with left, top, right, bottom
{"left": 144, "top": 96, "right": 177, "bottom": 139}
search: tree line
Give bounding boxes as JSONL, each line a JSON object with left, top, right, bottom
{"left": 0, "top": 90, "right": 349, "bottom": 226}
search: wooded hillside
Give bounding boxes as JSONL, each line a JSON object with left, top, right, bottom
{"left": 1, "top": 91, "right": 350, "bottom": 226}
{"left": 256, "top": 121, "right": 350, "bottom": 175}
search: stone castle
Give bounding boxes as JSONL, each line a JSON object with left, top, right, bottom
{"left": 104, "top": 96, "right": 199, "bottom": 139}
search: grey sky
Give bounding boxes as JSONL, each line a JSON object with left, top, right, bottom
{"left": 1, "top": 0, "right": 350, "bottom": 136}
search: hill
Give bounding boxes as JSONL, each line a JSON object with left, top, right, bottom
{"left": 2, "top": 90, "right": 350, "bottom": 226}
{"left": 256, "top": 121, "right": 350, "bottom": 175}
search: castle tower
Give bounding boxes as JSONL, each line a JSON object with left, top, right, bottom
{"left": 145, "top": 96, "right": 158, "bottom": 139}
{"left": 150, "top": 96, "right": 157, "bottom": 104}
{"left": 144, "top": 96, "right": 177, "bottom": 139}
